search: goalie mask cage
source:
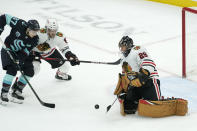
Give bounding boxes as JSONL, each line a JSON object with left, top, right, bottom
{"left": 182, "top": 7, "right": 197, "bottom": 78}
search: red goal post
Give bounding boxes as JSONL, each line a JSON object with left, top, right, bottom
{"left": 182, "top": 7, "right": 197, "bottom": 78}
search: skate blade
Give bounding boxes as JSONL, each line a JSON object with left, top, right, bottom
{"left": 55, "top": 76, "right": 71, "bottom": 81}
{"left": 10, "top": 97, "right": 23, "bottom": 104}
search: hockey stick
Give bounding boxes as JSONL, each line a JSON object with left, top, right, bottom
{"left": 106, "top": 97, "right": 118, "bottom": 113}
{"left": 6, "top": 50, "right": 55, "bottom": 108}
{"left": 41, "top": 57, "right": 121, "bottom": 65}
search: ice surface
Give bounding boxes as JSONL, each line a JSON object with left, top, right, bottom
{"left": 0, "top": 0, "right": 197, "bottom": 130}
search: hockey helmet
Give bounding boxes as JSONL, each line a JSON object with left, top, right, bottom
{"left": 118, "top": 36, "right": 133, "bottom": 50}
{"left": 28, "top": 19, "right": 40, "bottom": 31}
{"left": 45, "top": 18, "right": 58, "bottom": 31}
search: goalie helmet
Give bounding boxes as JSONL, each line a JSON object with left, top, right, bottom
{"left": 45, "top": 18, "right": 58, "bottom": 30}
{"left": 118, "top": 36, "right": 133, "bottom": 49}
{"left": 119, "top": 36, "right": 134, "bottom": 57}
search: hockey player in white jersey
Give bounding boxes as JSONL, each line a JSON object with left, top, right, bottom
{"left": 33, "top": 18, "right": 80, "bottom": 80}
{"left": 114, "top": 36, "right": 161, "bottom": 115}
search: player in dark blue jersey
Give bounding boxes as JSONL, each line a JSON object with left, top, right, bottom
{"left": 0, "top": 14, "right": 40, "bottom": 103}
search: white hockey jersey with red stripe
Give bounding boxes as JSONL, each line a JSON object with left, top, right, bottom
{"left": 33, "top": 28, "right": 71, "bottom": 58}
{"left": 120, "top": 45, "right": 159, "bottom": 79}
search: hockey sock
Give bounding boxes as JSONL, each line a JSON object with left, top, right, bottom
{"left": 17, "top": 75, "right": 32, "bottom": 91}
{"left": 2, "top": 74, "right": 15, "bottom": 92}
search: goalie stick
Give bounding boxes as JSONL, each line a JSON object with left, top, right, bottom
{"left": 106, "top": 97, "right": 118, "bottom": 113}
{"left": 41, "top": 57, "right": 121, "bottom": 65}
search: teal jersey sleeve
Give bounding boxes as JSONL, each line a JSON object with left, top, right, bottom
{"left": 5, "top": 14, "right": 20, "bottom": 28}
{"left": 0, "top": 14, "right": 21, "bottom": 34}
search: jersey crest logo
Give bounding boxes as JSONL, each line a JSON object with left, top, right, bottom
{"left": 134, "top": 46, "right": 141, "bottom": 50}
{"left": 10, "top": 39, "right": 25, "bottom": 51}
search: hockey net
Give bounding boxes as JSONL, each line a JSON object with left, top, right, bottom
{"left": 182, "top": 7, "right": 197, "bottom": 79}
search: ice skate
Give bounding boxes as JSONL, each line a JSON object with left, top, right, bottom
{"left": 10, "top": 81, "right": 24, "bottom": 104}
{"left": 55, "top": 70, "right": 72, "bottom": 80}
{"left": 10, "top": 89, "right": 24, "bottom": 104}
{"left": 0, "top": 91, "right": 9, "bottom": 106}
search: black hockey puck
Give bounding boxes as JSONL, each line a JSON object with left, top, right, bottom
{"left": 95, "top": 104, "right": 99, "bottom": 109}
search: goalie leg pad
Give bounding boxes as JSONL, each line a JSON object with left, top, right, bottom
{"left": 119, "top": 99, "right": 126, "bottom": 116}
{"left": 176, "top": 99, "right": 188, "bottom": 116}
{"left": 138, "top": 99, "right": 188, "bottom": 118}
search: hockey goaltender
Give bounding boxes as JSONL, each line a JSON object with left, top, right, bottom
{"left": 113, "top": 36, "right": 188, "bottom": 117}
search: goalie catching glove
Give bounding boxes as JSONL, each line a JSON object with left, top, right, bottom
{"left": 65, "top": 51, "right": 80, "bottom": 66}
{"left": 114, "top": 62, "right": 150, "bottom": 95}
{"left": 122, "top": 61, "right": 150, "bottom": 87}
{"left": 129, "top": 68, "right": 150, "bottom": 87}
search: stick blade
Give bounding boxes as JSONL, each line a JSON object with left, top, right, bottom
{"left": 42, "top": 102, "right": 55, "bottom": 108}
{"left": 106, "top": 105, "right": 112, "bottom": 113}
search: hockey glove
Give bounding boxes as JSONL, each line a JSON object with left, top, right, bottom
{"left": 15, "top": 51, "right": 28, "bottom": 62}
{"left": 65, "top": 51, "right": 80, "bottom": 66}
{"left": 129, "top": 68, "right": 150, "bottom": 87}
{"left": 31, "top": 51, "right": 41, "bottom": 63}
{"left": 36, "top": 42, "right": 51, "bottom": 51}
